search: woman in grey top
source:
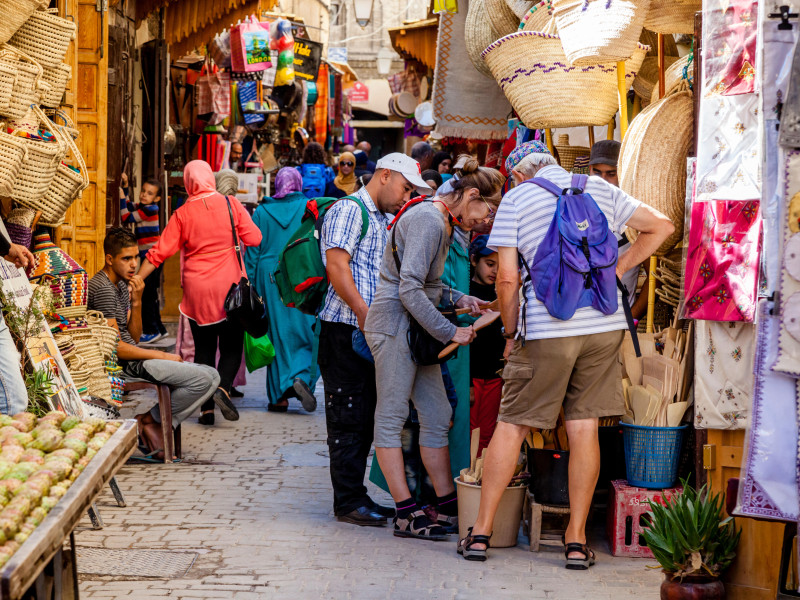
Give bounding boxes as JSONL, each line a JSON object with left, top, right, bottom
{"left": 364, "top": 156, "right": 505, "bottom": 541}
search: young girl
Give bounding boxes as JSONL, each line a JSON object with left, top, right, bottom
{"left": 469, "top": 235, "right": 505, "bottom": 454}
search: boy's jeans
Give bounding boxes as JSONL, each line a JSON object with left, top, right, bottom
{"left": 0, "top": 313, "right": 28, "bottom": 415}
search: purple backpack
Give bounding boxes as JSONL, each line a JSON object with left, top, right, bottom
{"left": 523, "top": 174, "right": 619, "bottom": 320}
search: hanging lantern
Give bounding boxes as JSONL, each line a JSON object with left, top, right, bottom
{"left": 353, "top": 0, "right": 374, "bottom": 27}
{"left": 376, "top": 47, "right": 394, "bottom": 75}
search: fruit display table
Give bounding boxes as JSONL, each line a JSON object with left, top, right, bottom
{"left": 0, "top": 419, "right": 136, "bottom": 599}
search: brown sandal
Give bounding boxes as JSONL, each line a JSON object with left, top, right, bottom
{"left": 565, "top": 542, "right": 596, "bottom": 570}
{"left": 457, "top": 527, "right": 491, "bottom": 561}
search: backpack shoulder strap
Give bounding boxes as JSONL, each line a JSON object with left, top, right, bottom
{"left": 571, "top": 174, "right": 588, "bottom": 191}
{"left": 341, "top": 195, "right": 370, "bottom": 240}
{"left": 520, "top": 177, "right": 564, "bottom": 197}
{"left": 389, "top": 198, "right": 427, "bottom": 273}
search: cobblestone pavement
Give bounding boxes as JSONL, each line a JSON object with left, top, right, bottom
{"left": 77, "top": 370, "right": 662, "bottom": 599}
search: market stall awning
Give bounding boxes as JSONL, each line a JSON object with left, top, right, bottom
{"left": 388, "top": 18, "right": 439, "bottom": 70}
{"left": 347, "top": 78, "right": 392, "bottom": 117}
{"left": 136, "top": 0, "right": 280, "bottom": 57}
{"left": 330, "top": 61, "right": 359, "bottom": 84}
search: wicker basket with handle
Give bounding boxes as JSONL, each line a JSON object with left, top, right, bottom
{"left": 466, "top": 0, "right": 504, "bottom": 78}
{"left": 40, "top": 63, "right": 70, "bottom": 108}
{"left": 552, "top": 0, "right": 650, "bottom": 66}
{"left": 482, "top": 31, "right": 648, "bottom": 128}
{"left": 39, "top": 118, "right": 89, "bottom": 226}
{"left": 486, "top": 0, "right": 524, "bottom": 35}
{"left": 9, "top": 8, "right": 76, "bottom": 69}
{"left": 0, "top": 44, "right": 44, "bottom": 120}
{"left": 0, "top": 0, "right": 47, "bottom": 46}
{"left": 11, "top": 104, "right": 68, "bottom": 212}
{"left": 554, "top": 134, "right": 590, "bottom": 172}
{"left": 643, "top": 0, "right": 700, "bottom": 34}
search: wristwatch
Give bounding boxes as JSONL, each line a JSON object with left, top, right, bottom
{"left": 501, "top": 326, "right": 517, "bottom": 340}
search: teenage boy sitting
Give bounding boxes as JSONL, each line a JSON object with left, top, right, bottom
{"left": 88, "top": 227, "right": 220, "bottom": 460}
{"left": 468, "top": 235, "right": 505, "bottom": 455}
{"left": 120, "top": 174, "right": 167, "bottom": 343}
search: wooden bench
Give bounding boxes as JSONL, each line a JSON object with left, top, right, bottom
{"left": 123, "top": 382, "right": 182, "bottom": 464}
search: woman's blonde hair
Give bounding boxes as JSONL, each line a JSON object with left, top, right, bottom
{"left": 446, "top": 154, "right": 506, "bottom": 206}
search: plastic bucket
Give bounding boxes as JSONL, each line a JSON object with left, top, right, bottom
{"left": 527, "top": 448, "right": 570, "bottom": 506}
{"left": 455, "top": 477, "right": 526, "bottom": 548}
{"left": 621, "top": 423, "right": 687, "bottom": 489}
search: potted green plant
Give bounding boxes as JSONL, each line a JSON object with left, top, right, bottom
{"left": 642, "top": 480, "right": 741, "bottom": 600}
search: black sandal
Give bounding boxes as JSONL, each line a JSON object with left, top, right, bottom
{"left": 393, "top": 510, "right": 448, "bottom": 541}
{"left": 564, "top": 542, "right": 596, "bottom": 570}
{"left": 457, "top": 527, "right": 491, "bottom": 561}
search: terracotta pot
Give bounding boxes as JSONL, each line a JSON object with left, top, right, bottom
{"left": 660, "top": 574, "right": 725, "bottom": 600}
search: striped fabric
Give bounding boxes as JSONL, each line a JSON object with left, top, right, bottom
{"left": 487, "top": 165, "right": 642, "bottom": 340}
{"left": 120, "top": 189, "right": 160, "bottom": 256}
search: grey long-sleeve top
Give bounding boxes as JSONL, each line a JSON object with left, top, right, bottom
{"left": 364, "top": 200, "right": 464, "bottom": 344}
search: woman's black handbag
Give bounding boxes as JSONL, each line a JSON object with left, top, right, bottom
{"left": 391, "top": 200, "right": 457, "bottom": 367}
{"left": 224, "top": 197, "right": 269, "bottom": 338}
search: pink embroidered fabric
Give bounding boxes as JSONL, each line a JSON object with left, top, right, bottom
{"left": 702, "top": 0, "right": 758, "bottom": 96}
{"left": 683, "top": 200, "right": 762, "bottom": 321}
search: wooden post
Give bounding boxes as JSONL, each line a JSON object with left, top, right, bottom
{"left": 545, "top": 128, "right": 554, "bottom": 155}
{"left": 607, "top": 118, "right": 615, "bottom": 140}
{"left": 588, "top": 126, "right": 595, "bottom": 147}
{"left": 616, "top": 61, "right": 628, "bottom": 139}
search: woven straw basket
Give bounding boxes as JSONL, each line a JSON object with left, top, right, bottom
{"left": 619, "top": 91, "right": 693, "bottom": 255}
{"left": 0, "top": 44, "right": 44, "bottom": 120}
{"left": 643, "top": 0, "right": 700, "bottom": 34}
{"left": 651, "top": 54, "right": 692, "bottom": 102}
{"left": 466, "top": 0, "right": 504, "bottom": 78}
{"left": 507, "top": 0, "right": 535, "bottom": 19}
{"left": 87, "top": 311, "right": 119, "bottom": 360}
{"left": 0, "top": 125, "right": 27, "bottom": 196}
{"left": 555, "top": 134, "right": 590, "bottom": 172}
{"left": 482, "top": 31, "right": 647, "bottom": 128}
{"left": 40, "top": 63, "right": 70, "bottom": 108}
{"left": 9, "top": 8, "right": 76, "bottom": 69}
{"left": 0, "top": 0, "right": 47, "bottom": 45}
{"left": 11, "top": 105, "right": 68, "bottom": 209}
{"left": 39, "top": 122, "right": 89, "bottom": 226}
{"left": 632, "top": 55, "right": 680, "bottom": 103}
{"left": 486, "top": 0, "right": 522, "bottom": 35}
{"left": 520, "top": 0, "right": 554, "bottom": 31}
{"left": 553, "top": 0, "right": 650, "bottom": 66}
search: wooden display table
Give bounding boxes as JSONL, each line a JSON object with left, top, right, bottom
{"left": 0, "top": 420, "right": 137, "bottom": 600}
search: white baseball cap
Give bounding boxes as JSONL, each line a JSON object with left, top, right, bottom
{"left": 375, "top": 153, "right": 434, "bottom": 195}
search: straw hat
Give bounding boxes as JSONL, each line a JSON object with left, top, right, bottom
{"left": 466, "top": 0, "right": 504, "bottom": 78}
{"left": 486, "top": 0, "right": 524, "bottom": 35}
{"left": 631, "top": 55, "right": 680, "bottom": 104}
{"left": 554, "top": 134, "right": 590, "bottom": 172}
{"left": 520, "top": 0, "right": 555, "bottom": 31}
{"left": 507, "top": 0, "right": 535, "bottom": 19}
{"left": 620, "top": 91, "right": 693, "bottom": 255}
{"left": 643, "top": 0, "right": 700, "bottom": 34}
{"left": 651, "top": 54, "right": 693, "bottom": 102}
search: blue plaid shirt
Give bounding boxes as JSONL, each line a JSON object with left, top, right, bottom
{"left": 319, "top": 188, "right": 390, "bottom": 327}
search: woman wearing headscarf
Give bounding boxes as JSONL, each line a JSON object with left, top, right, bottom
{"left": 139, "top": 160, "right": 262, "bottom": 424}
{"left": 214, "top": 169, "right": 239, "bottom": 197}
{"left": 326, "top": 151, "right": 357, "bottom": 198}
{"left": 244, "top": 167, "right": 321, "bottom": 412}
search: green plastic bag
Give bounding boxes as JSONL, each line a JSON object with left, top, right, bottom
{"left": 244, "top": 332, "right": 275, "bottom": 372}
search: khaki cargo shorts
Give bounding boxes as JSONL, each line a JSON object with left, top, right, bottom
{"left": 498, "top": 330, "right": 624, "bottom": 430}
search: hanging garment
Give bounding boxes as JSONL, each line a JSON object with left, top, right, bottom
{"left": 779, "top": 34, "right": 800, "bottom": 148}
{"left": 693, "top": 319, "right": 755, "bottom": 430}
{"left": 773, "top": 150, "right": 800, "bottom": 375}
{"left": 735, "top": 301, "right": 800, "bottom": 522}
{"left": 702, "top": 0, "right": 758, "bottom": 97}
{"left": 683, "top": 199, "right": 762, "bottom": 322}
{"left": 764, "top": 17, "right": 799, "bottom": 121}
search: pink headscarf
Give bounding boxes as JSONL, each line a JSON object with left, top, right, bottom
{"left": 184, "top": 160, "right": 221, "bottom": 205}
{"left": 274, "top": 167, "right": 303, "bottom": 199}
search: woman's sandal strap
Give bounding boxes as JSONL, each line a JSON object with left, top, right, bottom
{"left": 465, "top": 534, "right": 491, "bottom": 550}
{"left": 564, "top": 542, "right": 592, "bottom": 560}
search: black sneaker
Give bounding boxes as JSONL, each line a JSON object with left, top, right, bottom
{"left": 212, "top": 388, "right": 239, "bottom": 421}
{"left": 293, "top": 378, "right": 317, "bottom": 412}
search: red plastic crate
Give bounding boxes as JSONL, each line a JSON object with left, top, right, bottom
{"left": 606, "top": 479, "right": 683, "bottom": 558}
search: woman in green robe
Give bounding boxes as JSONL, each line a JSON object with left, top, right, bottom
{"left": 245, "top": 167, "right": 320, "bottom": 411}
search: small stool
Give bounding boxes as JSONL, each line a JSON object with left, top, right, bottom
{"left": 523, "top": 490, "right": 571, "bottom": 552}
{"left": 124, "top": 381, "right": 182, "bottom": 463}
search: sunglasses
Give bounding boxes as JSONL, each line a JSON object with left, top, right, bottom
{"left": 340, "top": 161, "right": 354, "bottom": 167}
{"left": 480, "top": 195, "right": 496, "bottom": 219}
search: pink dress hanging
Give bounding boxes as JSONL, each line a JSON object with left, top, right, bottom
{"left": 683, "top": 200, "right": 762, "bottom": 322}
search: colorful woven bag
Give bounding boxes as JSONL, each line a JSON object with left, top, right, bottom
{"left": 28, "top": 231, "right": 88, "bottom": 317}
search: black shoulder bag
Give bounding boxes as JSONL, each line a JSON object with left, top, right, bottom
{"left": 390, "top": 201, "right": 458, "bottom": 366}
{"left": 223, "top": 196, "right": 269, "bottom": 338}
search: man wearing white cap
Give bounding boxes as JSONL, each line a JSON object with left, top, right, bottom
{"left": 318, "top": 153, "right": 433, "bottom": 527}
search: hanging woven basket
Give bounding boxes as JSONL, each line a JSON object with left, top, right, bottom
{"left": 9, "top": 8, "right": 76, "bottom": 69}
{"left": 482, "top": 31, "right": 647, "bottom": 128}
{"left": 486, "top": 0, "right": 523, "bottom": 35}
{"left": 620, "top": 91, "right": 693, "bottom": 255}
{"left": 0, "top": 0, "right": 47, "bottom": 46}
{"left": 554, "top": 133, "right": 590, "bottom": 172}
{"left": 466, "top": 0, "right": 504, "bottom": 78}
{"left": 631, "top": 55, "right": 680, "bottom": 104}
{"left": 0, "top": 44, "right": 44, "bottom": 120}
{"left": 507, "top": 0, "right": 535, "bottom": 19}
{"left": 651, "top": 54, "right": 693, "bottom": 102}
{"left": 40, "top": 63, "right": 70, "bottom": 108}
{"left": 39, "top": 120, "right": 89, "bottom": 226}
{"left": 10, "top": 104, "right": 68, "bottom": 212}
{"left": 520, "top": 0, "right": 555, "bottom": 31}
{"left": 552, "top": 0, "right": 650, "bottom": 66}
{"left": 643, "top": 0, "right": 700, "bottom": 34}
